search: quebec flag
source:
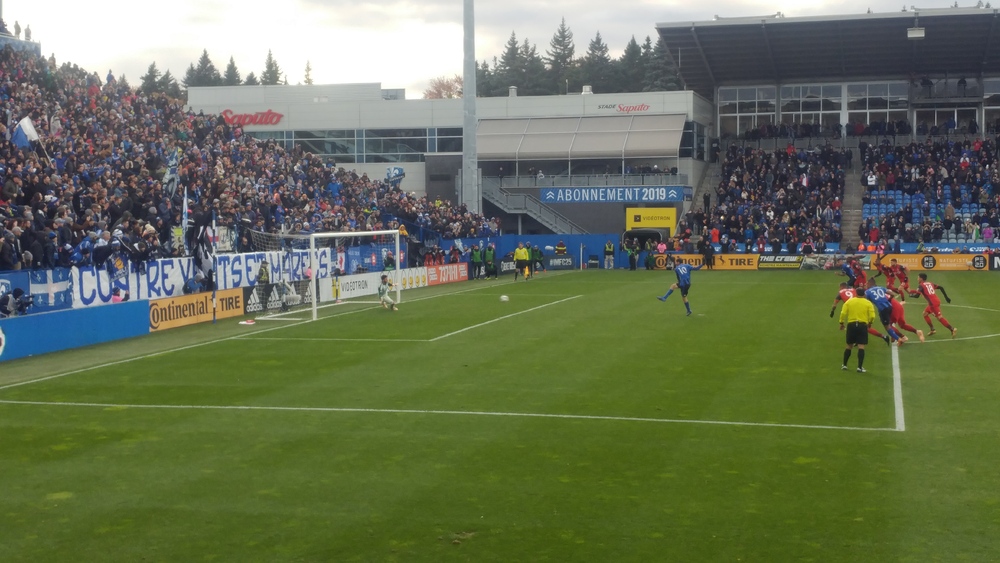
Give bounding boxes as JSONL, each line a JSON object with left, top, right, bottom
{"left": 11, "top": 117, "right": 40, "bottom": 149}
{"left": 29, "top": 268, "right": 74, "bottom": 312}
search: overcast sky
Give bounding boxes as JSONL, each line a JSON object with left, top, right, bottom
{"left": 11, "top": 0, "right": 957, "bottom": 98}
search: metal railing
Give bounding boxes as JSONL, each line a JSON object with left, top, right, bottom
{"left": 482, "top": 180, "right": 588, "bottom": 234}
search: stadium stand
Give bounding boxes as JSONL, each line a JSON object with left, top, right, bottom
{"left": 0, "top": 46, "right": 496, "bottom": 272}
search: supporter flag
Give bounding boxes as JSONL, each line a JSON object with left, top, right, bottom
{"left": 29, "top": 268, "right": 73, "bottom": 312}
{"left": 11, "top": 117, "right": 40, "bottom": 149}
{"left": 107, "top": 251, "right": 129, "bottom": 281}
{"left": 48, "top": 114, "right": 63, "bottom": 137}
{"left": 182, "top": 185, "right": 190, "bottom": 255}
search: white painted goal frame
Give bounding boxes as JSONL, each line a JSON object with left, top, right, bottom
{"left": 309, "top": 229, "right": 403, "bottom": 321}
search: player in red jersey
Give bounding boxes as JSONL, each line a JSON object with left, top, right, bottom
{"left": 888, "top": 294, "right": 924, "bottom": 344}
{"left": 874, "top": 257, "right": 898, "bottom": 295}
{"left": 889, "top": 258, "right": 910, "bottom": 302}
{"left": 832, "top": 282, "right": 891, "bottom": 344}
{"left": 908, "top": 273, "right": 956, "bottom": 338}
{"left": 850, "top": 259, "right": 868, "bottom": 290}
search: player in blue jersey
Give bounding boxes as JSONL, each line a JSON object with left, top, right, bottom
{"left": 658, "top": 258, "right": 704, "bottom": 316}
{"left": 864, "top": 279, "right": 903, "bottom": 345}
{"left": 840, "top": 259, "right": 857, "bottom": 287}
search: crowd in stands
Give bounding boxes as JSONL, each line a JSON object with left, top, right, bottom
{"left": 857, "top": 138, "right": 1000, "bottom": 248}
{"left": 680, "top": 143, "right": 849, "bottom": 254}
{"left": 0, "top": 45, "right": 498, "bottom": 272}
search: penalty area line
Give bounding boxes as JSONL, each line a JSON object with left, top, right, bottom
{"left": 892, "top": 343, "right": 906, "bottom": 432}
{"left": 429, "top": 295, "right": 583, "bottom": 342}
{"left": 0, "top": 399, "right": 897, "bottom": 432}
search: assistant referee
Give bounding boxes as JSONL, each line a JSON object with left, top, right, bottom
{"left": 839, "top": 295, "right": 876, "bottom": 373}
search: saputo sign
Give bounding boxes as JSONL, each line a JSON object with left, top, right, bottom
{"left": 221, "top": 109, "right": 284, "bottom": 126}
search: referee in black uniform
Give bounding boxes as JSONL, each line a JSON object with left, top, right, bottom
{"left": 839, "top": 295, "right": 877, "bottom": 373}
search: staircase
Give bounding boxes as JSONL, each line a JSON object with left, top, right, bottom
{"left": 481, "top": 181, "right": 588, "bottom": 234}
{"left": 839, "top": 174, "right": 867, "bottom": 250}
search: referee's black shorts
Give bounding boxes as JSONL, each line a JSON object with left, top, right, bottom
{"left": 845, "top": 321, "right": 869, "bottom": 346}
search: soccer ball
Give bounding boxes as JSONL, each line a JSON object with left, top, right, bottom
{"left": 500, "top": 295, "right": 509, "bottom": 302}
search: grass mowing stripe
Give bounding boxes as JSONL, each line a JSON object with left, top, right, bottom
{"left": 892, "top": 344, "right": 906, "bottom": 432}
{"left": 0, "top": 398, "right": 899, "bottom": 432}
{"left": 428, "top": 295, "right": 583, "bottom": 341}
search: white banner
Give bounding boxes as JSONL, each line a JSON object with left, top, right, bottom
{"left": 73, "top": 257, "right": 196, "bottom": 307}
{"left": 318, "top": 267, "right": 427, "bottom": 303}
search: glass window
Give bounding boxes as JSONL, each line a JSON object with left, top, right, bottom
{"left": 384, "top": 138, "right": 427, "bottom": 153}
{"left": 364, "top": 139, "right": 383, "bottom": 153}
{"left": 822, "top": 85, "right": 840, "bottom": 99}
{"left": 438, "top": 127, "right": 464, "bottom": 137}
{"left": 718, "top": 99, "right": 738, "bottom": 114}
{"left": 869, "top": 83, "right": 888, "bottom": 97}
{"left": 738, "top": 87, "right": 756, "bottom": 101}
{"left": 364, "top": 128, "right": 427, "bottom": 138}
{"left": 293, "top": 130, "right": 332, "bottom": 139}
{"left": 757, "top": 99, "right": 775, "bottom": 114}
{"left": 848, "top": 96, "right": 867, "bottom": 111}
{"left": 437, "top": 138, "right": 463, "bottom": 152}
{"left": 983, "top": 78, "right": 1000, "bottom": 95}
{"left": 719, "top": 115, "right": 738, "bottom": 138}
{"left": 847, "top": 84, "right": 867, "bottom": 98}
{"left": 868, "top": 95, "right": 888, "bottom": 110}
{"left": 822, "top": 97, "right": 841, "bottom": 111}
{"left": 985, "top": 93, "right": 1000, "bottom": 107}
{"left": 737, "top": 100, "right": 756, "bottom": 113}
{"left": 781, "top": 97, "right": 799, "bottom": 113}
{"left": 758, "top": 86, "right": 776, "bottom": 101}
{"left": 888, "top": 83, "right": 908, "bottom": 97}
{"left": 888, "top": 97, "right": 908, "bottom": 110}
{"left": 326, "top": 139, "right": 356, "bottom": 154}
{"left": 718, "top": 88, "right": 738, "bottom": 101}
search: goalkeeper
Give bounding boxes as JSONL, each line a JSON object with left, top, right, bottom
{"left": 378, "top": 274, "right": 398, "bottom": 311}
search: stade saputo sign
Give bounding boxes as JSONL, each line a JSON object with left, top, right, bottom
{"left": 220, "top": 109, "right": 284, "bottom": 126}
{"left": 597, "top": 103, "right": 651, "bottom": 113}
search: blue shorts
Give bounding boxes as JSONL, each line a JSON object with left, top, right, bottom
{"left": 679, "top": 283, "right": 690, "bottom": 297}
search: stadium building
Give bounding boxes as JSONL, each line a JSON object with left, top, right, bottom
{"left": 189, "top": 6, "right": 1000, "bottom": 238}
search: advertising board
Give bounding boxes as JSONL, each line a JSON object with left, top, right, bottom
{"left": 876, "top": 253, "right": 989, "bottom": 271}
{"left": 149, "top": 289, "right": 244, "bottom": 332}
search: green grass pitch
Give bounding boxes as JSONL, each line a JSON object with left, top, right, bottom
{"left": 1, "top": 269, "right": 999, "bottom": 562}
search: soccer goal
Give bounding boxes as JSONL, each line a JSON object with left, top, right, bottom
{"left": 308, "top": 229, "right": 403, "bottom": 321}
{"left": 245, "top": 229, "right": 403, "bottom": 321}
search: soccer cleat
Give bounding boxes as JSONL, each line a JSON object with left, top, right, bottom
{"left": 883, "top": 335, "right": 891, "bottom": 347}
{"left": 842, "top": 365, "right": 848, "bottom": 371}
{"left": 857, "top": 367, "right": 867, "bottom": 373}
{"left": 917, "top": 330, "right": 925, "bottom": 343}
{"left": 928, "top": 329, "right": 937, "bottom": 336}
{"left": 951, "top": 327, "right": 958, "bottom": 339}
{"left": 686, "top": 311, "right": 692, "bottom": 316}
{"left": 657, "top": 296, "right": 667, "bottom": 302}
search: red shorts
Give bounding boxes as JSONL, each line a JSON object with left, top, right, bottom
{"left": 890, "top": 300, "right": 906, "bottom": 324}
{"left": 923, "top": 304, "right": 942, "bottom": 317}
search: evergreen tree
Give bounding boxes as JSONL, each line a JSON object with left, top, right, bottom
{"left": 261, "top": 50, "right": 282, "bottom": 85}
{"left": 579, "top": 31, "right": 615, "bottom": 93}
{"left": 244, "top": 72, "right": 259, "bottom": 86}
{"left": 140, "top": 62, "right": 161, "bottom": 95}
{"left": 223, "top": 56, "right": 242, "bottom": 86}
{"left": 194, "top": 49, "right": 222, "bottom": 86}
{"left": 643, "top": 37, "right": 682, "bottom": 92}
{"left": 304, "top": 61, "right": 313, "bottom": 85}
{"left": 476, "top": 59, "right": 499, "bottom": 97}
{"left": 545, "top": 18, "right": 576, "bottom": 94}
{"left": 182, "top": 63, "right": 198, "bottom": 90}
{"left": 494, "top": 32, "right": 523, "bottom": 91}
{"left": 519, "top": 39, "right": 548, "bottom": 95}
{"left": 159, "top": 70, "right": 182, "bottom": 98}
{"left": 618, "top": 36, "right": 643, "bottom": 93}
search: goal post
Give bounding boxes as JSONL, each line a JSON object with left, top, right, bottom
{"left": 309, "top": 229, "right": 403, "bottom": 321}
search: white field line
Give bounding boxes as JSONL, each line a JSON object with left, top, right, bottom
{"left": 918, "top": 332, "right": 1000, "bottom": 344}
{"left": 0, "top": 399, "right": 898, "bottom": 432}
{"left": 892, "top": 344, "right": 906, "bottom": 432}
{"left": 429, "top": 296, "right": 583, "bottom": 342}
{"left": 0, "top": 280, "right": 526, "bottom": 393}
{"left": 943, "top": 304, "right": 1000, "bottom": 313}
{"left": 239, "top": 337, "right": 429, "bottom": 343}
{"left": 251, "top": 317, "right": 308, "bottom": 322}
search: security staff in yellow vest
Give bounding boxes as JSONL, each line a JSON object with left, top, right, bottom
{"left": 604, "top": 240, "right": 615, "bottom": 269}
{"left": 513, "top": 242, "right": 530, "bottom": 281}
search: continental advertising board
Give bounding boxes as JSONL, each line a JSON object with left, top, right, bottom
{"left": 149, "top": 289, "right": 244, "bottom": 332}
{"left": 873, "top": 254, "right": 989, "bottom": 271}
{"left": 666, "top": 254, "right": 759, "bottom": 270}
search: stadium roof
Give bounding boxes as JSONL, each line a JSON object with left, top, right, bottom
{"left": 656, "top": 8, "right": 1000, "bottom": 98}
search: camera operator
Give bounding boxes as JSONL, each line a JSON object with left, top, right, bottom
{"left": 0, "top": 288, "right": 33, "bottom": 318}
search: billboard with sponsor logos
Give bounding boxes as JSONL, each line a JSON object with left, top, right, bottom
{"left": 625, "top": 207, "right": 677, "bottom": 231}
{"left": 757, "top": 255, "right": 805, "bottom": 270}
{"left": 427, "top": 263, "right": 468, "bottom": 285}
{"left": 873, "top": 254, "right": 989, "bottom": 271}
{"left": 149, "top": 289, "right": 244, "bottom": 332}
{"left": 668, "top": 254, "right": 759, "bottom": 270}
{"left": 991, "top": 253, "right": 1000, "bottom": 271}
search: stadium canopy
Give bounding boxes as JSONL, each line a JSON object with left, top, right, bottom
{"left": 476, "top": 114, "right": 687, "bottom": 160}
{"left": 656, "top": 8, "right": 1000, "bottom": 98}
